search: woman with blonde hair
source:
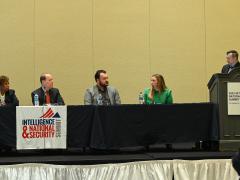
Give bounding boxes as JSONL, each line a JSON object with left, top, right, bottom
{"left": 143, "top": 74, "right": 173, "bottom": 104}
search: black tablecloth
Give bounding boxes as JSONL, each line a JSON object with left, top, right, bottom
{"left": 0, "top": 103, "right": 219, "bottom": 149}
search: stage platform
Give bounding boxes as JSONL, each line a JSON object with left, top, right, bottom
{"left": 0, "top": 149, "right": 235, "bottom": 165}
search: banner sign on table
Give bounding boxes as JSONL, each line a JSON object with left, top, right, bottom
{"left": 17, "top": 106, "right": 67, "bottom": 150}
{"left": 228, "top": 82, "right": 240, "bottom": 115}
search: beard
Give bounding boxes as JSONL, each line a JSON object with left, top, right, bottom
{"left": 99, "top": 81, "right": 109, "bottom": 87}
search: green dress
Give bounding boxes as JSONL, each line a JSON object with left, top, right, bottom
{"left": 143, "top": 88, "right": 173, "bottom": 104}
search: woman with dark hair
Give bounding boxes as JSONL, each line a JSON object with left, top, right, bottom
{"left": 0, "top": 75, "right": 19, "bottom": 106}
{"left": 143, "top": 74, "right": 173, "bottom": 104}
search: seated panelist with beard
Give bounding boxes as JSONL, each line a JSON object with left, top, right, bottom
{"left": 84, "top": 70, "right": 121, "bottom": 105}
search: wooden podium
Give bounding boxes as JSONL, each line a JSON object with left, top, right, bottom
{"left": 208, "top": 67, "right": 240, "bottom": 151}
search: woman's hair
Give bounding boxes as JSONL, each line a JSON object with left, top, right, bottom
{"left": 148, "top": 74, "right": 167, "bottom": 101}
{"left": 0, "top": 75, "right": 9, "bottom": 87}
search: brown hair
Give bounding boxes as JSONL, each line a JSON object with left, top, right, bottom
{"left": 0, "top": 75, "right": 9, "bottom": 87}
{"left": 148, "top": 74, "right": 167, "bottom": 100}
{"left": 227, "top": 50, "right": 238, "bottom": 60}
{"left": 95, "top": 70, "right": 106, "bottom": 82}
{"left": 40, "top": 74, "right": 46, "bottom": 84}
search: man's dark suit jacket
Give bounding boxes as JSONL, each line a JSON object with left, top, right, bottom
{"left": 31, "top": 87, "right": 65, "bottom": 106}
{"left": 3, "top": 89, "right": 19, "bottom": 106}
{"left": 232, "top": 152, "right": 240, "bottom": 178}
{"left": 221, "top": 61, "right": 240, "bottom": 73}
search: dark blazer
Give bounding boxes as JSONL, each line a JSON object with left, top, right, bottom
{"left": 31, "top": 87, "right": 65, "bottom": 106}
{"left": 221, "top": 61, "right": 240, "bottom": 73}
{"left": 232, "top": 152, "right": 240, "bottom": 177}
{"left": 2, "top": 89, "right": 19, "bottom": 106}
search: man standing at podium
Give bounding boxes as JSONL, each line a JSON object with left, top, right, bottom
{"left": 221, "top": 50, "right": 240, "bottom": 73}
{"left": 31, "top": 73, "right": 65, "bottom": 105}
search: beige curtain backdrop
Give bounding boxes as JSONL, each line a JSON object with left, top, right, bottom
{"left": 1, "top": 0, "right": 240, "bottom": 105}
{"left": 0, "top": 159, "right": 238, "bottom": 180}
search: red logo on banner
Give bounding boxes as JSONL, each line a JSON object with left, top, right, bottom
{"left": 40, "top": 108, "right": 61, "bottom": 119}
{"left": 21, "top": 108, "right": 62, "bottom": 139}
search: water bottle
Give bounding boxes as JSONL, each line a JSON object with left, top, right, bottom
{"left": 139, "top": 92, "right": 144, "bottom": 104}
{"left": 96, "top": 94, "right": 103, "bottom": 105}
{"left": 34, "top": 94, "right": 39, "bottom": 106}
